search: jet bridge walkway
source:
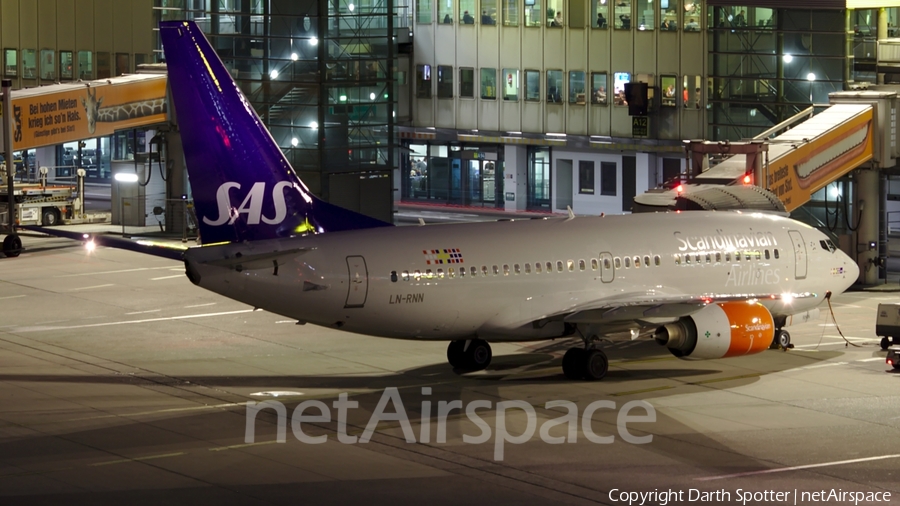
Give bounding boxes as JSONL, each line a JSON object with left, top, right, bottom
{"left": 635, "top": 90, "right": 898, "bottom": 213}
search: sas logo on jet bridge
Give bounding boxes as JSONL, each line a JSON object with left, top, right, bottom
{"left": 204, "top": 181, "right": 292, "bottom": 226}
{"left": 423, "top": 248, "right": 465, "bottom": 265}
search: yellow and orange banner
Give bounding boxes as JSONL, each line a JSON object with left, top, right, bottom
{"left": 0, "top": 75, "right": 167, "bottom": 151}
{"left": 766, "top": 108, "right": 873, "bottom": 211}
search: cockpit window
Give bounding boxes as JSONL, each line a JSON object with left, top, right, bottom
{"left": 820, "top": 239, "right": 836, "bottom": 253}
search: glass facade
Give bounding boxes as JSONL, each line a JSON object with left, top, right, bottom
{"left": 153, "top": 0, "right": 398, "bottom": 199}
{"left": 401, "top": 141, "right": 504, "bottom": 208}
{"left": 708, "top": 6, "right": 845, "bottom": 140}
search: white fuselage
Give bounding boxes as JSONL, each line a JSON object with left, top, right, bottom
{"left": 183, "top": 211, "right": 858, "bottom": 342}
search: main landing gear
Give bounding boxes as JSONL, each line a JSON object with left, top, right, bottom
{"left": 562, "top": 346, "right": 609, "bottom": 381}
{"left": 770, "top": 328, "right": 792, "bottom": 350}
{"left": 447, "top": 339, "right": 492, "bottom": 371}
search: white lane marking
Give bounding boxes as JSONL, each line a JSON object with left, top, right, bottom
{"left": 13, "top": 309, "right": 255, "bottom": 332}
{"left": 275, "top": 320, "right": 294, "bottom": 324}
{"left": 68, "top": 402, "right": 244, "bottom": 422}
{"left": 54, "top": 266, "right": 173, "bottom": 278}
{"left": 793, "top": 341, "right": 868, "bottom": 349}
{"left": 67, "top": 284, "right": 114, "bottom": 291}
{"left": 0, "top": 295, "right": 26, "bottom": 300}
{"left": 125, "top": 309, "right": 161, "bottom": 315}
{"left": 794, "top": 362, "right": 849, "bottom": 371}
{"left": 696, "top": 454, "right": 900, "bottom": 481}
{"left": 150, "top": 274, "right": 184, "bottom": 281}
{"left": 185, "top": 303, "right": 216, "bottom": 308}
{"left": 858, "top": 357, "right": 888, "bottom": 362}
{"left": 91, "top": 452, "right": 186, "bottom": 467}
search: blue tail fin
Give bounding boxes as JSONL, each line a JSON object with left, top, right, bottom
{"left": 159, "top": 21, "right": 392, "bottom": 245}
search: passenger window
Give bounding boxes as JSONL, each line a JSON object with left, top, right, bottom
{"left": 557, "top": 261, "right": 564, "bottom": 272}
{"left": 437, "top": 269, "right": 444, "bottom": 278}
{"left": 525, "top": 263, "right": 531, "bottom": 274}
{"left": 765, "top": 250, "right": 770, "bottom": 260}
{"left": 705, "top": 253, "right": 710, "bottom": 264}
{"left": 492, "top": 265, "right": 500, "bottom": 275}
{"left": 774, "top": 249, "right": 780, "bottom": 259}
{"left": 426, "top": 269, "right": 433, "bottom": 279}
{"left": 725, "top": 252, "right": 731, "bottom": 262}
{"left": 535, "top": 262, "right": 542, "bottom": 273}
{"left": 695, "top": 254, "right": 701, "bottom": 263}
{"left": 449, "top": 268, "right": 456, "bottom": 279}
{"left": 579, "top": 259, "right": 586, "bottom": 271}
{"left": 654, "top": 255, "right": 660, "bottom": 266}
{"left": 685, "top": 254, "right": 691, "bottom": 264}
{"left": 482, "top": 265, "right": 489, "bottom": 276}
{"left": 745, "top": 252, "right": 751, "bottom": 261}
{"left": 644, "top": 255, "right": 651, "bottom": 267}
{"left": 402, "top": 270, "right": 410, "bottom": 281}
{"left": 546, "top": 262, "right": 553, "bottom": 273}
{"left": 675, "top": 255, "right": 681, "bottom": 265}
{"left": 391, "top": 271, "right": 398, "bottom": 282}
{"left": 603, "top": 258, "right": 611, "bottom": 269}
{"left": 591, "top": 258, "right": 599, "bottom": 270}
{"left": 414, "top": 270, "right": 421, "bottom": 280}
{"left": 735, "top": 252, "right": 741, "bottom": 262}
{"left": 633, "top": 256, "right": 641, "bottom": 268}
{"left": 469, "top": 266, "right": 475, "bottom": 277}
{"left": 514, "top": 263, "right": 521, "bottom": 274}
{"left": 614, "top": 257, "right": 621, "bottom": 269}
{"left": 715, "top": 252, "right": 721, "bottom": 263}
{"left": 503, "top": 264, "right": 510, "bottom": 276}
{"left": 625, "top": 257, "right": 631, "bottom": 268}
{"left": 567, "top": 260, "right": 575, "bottom": 272}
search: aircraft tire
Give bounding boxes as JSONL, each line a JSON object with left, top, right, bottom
{"left": 583, "top": 349, "right": 609, "bottom": 381}
{"left": 777, "top": 330, "right": 791, "bottom": 349}
{"left": 2, "top": 234, "right": 22, "bottom": 258}
{"left": 462, "top": 339, "right": 492, "bottom": 371}
{"left": 447, "top": 340, "right": 467, "bottom": 368}
{"left": 562, "top": 348, "right": 586, "bottom": 380}
{"left": 881, "top": 337, "right": 891, "bottom": 351}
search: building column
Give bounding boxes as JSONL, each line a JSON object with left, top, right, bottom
{"left": 856, "top": 168, "right": 880, "bottom": 285}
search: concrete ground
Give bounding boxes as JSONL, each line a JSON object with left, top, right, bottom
{"left": 0, "top": 232, "right": 898, "bottom": 505}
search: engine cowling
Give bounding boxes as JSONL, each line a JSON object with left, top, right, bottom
{"left": 653, "top": 302, "right": 774, "bottom": 360}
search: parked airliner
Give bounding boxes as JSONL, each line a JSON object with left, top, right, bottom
{"left": 28, "top": 21, "right": 860, "bottom": 381}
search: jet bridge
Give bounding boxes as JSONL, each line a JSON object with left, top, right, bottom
{"left": 636, "top": 90, "right": 898, "bottom": 213}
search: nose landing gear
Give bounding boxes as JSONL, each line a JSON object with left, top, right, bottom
{"left": 562, "top": 346, "right": 609, "bottom": 381}
{"left": 447, "top": 339, "right": 492, "bottom": 371}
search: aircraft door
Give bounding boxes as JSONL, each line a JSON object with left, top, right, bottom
{"left": 599, "top": 252, "right": 614, "bottom": 283}
{"left": 787, "top": 230, "right": 807, "bottom": 280}
{"left": 345, "top": 256, "right": 369, "bottom": 308}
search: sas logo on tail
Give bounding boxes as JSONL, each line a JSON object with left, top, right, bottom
{"left": 204, "top": 181, "right": 292, "bottom": 226}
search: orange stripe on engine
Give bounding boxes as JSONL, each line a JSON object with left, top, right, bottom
{"left": 718, "top": 302, "right": 774, "bottom": 358}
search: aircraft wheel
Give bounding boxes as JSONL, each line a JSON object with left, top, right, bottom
{"left": 2, "top": 234, "right": 22, "bottom": 258}
{"left": 777, "top": 330, "right": 791, "bottom": 349}
{"left": 583, "top": 349, "right": 609, "bottom": 381}
{"left": 462, "top": 339, "right": 492, "bottom": 371}
{"left": 881, "top": 337, "right": 891, "bottom": 351}
{"left": 447, "top": 340, "right": 467, "bottom": 368}
{"left": 562, "top": 348, "right": 586, "bottom": 380}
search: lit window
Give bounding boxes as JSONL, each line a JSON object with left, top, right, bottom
{"left": 493, "top": 265, "right": 500, "bottom": 275}
{"left": 503, "top": 264, "right": 510, "bottom": 275}
{"left": 437, "top": 269, "right": 444, "bottom": 278}
{"left": 426, "top": 269, "right": 433, "bottom": 279}
{"left": 634, "top": 256, "right": 641, "bottom": 268}
{"left": 591, "top": 258, "right": 599, "bottom": 270}
{"left": 514, "top": 263, "right": 521, "bottom": 274}
{"left": 391, "top": 271, "right": 398, "bottom": 282}
{"left": 567, "top": 260, "right": 574, "bottom": 272}
{"left": 675, "top": 255, "right": 681, "bottom": 265}
{"left": 449, "top": 268, "right": 456, "bottom": 278}
{"left": 579, "top": 259, "right": 586, "bottom": 271}
{"left": 414, "top": 270, "right": 421, "bottom": 280}
{"left": 755, "top": 250, "right": 761, "bottom": 260}
{"left": 525, "top": 263, "right": 531, "bottom": 274}
{"left": 745, "top": 252, "right": 751, "bottom": 261}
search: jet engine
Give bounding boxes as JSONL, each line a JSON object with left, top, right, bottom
{"left": 653, "top": 302, "right": 774, "bottom": 360}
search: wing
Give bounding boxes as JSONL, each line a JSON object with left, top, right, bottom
{"left": 20, "top": 225, "right": 187, "bottom": 261}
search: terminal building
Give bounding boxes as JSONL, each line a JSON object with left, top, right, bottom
{"left": 1, "top": 0, "right": 900, "bottom": 286}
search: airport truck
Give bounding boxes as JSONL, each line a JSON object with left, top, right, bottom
{"left": 875, "top": 303, "right": 900, "bottom": 350}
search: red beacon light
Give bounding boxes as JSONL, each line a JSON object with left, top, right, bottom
{"left": 675, "top": 184, "right": 684, "bottom": 194}
{"left": 742, "top": 174, "right": 752, "bottom": 185}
